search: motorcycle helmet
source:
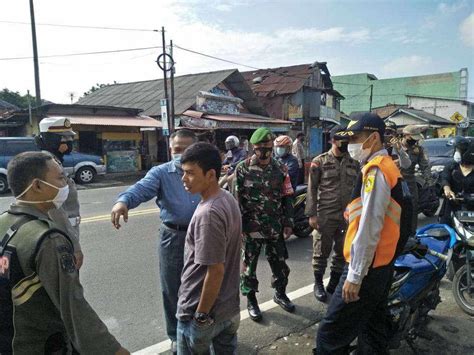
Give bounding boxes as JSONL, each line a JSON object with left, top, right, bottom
{"left": 462, "top": 144, "right": 474, "bottom": 165}
{"left": 274, "top": 135, "right": 293, "bottom": 147}
{"left": 448, "top": 136, "right": 469, "bottom": 152}
{"left": 225, "top": 135, "right": 239, "bottom": 150}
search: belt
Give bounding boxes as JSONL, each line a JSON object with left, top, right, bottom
{"left": 163, "top": 222, "right": 189, "bottom": 232}
{"left": 68, "top": 216, "right": 81, "bottom": 227}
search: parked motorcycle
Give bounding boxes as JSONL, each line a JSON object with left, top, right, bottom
{"left": 444, "top": 193, "right": 474, "bottom": 316}
{"left": 386, "top": 224, "right": 456, "bottom": 351}
{"left": 293, "top": 184, "right": 311, "bottom": 238}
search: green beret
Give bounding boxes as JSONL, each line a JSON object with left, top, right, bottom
{"left": 250, "top": 127, "right": 273, "bottom": 144}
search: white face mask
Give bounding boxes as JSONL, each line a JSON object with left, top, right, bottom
{"left": 347, "top": 134, "right": 373, "bottom": 163}
{"left": 454, "top": 151, "right": 462, "bottom": 163}
{"left": 16, "top": 179, "right": 69, "bottom": 208}
{"left": 275, "top": 147, "right": 287, "bottom": 158}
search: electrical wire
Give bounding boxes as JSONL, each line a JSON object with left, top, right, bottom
{"left": 0, "top": 46, "right": 161, "bottom": 61}
{"left": 0, "top": 20, "right": 157, "bottom": 32}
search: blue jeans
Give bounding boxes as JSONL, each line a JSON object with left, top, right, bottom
{"left": 159, "top": 224, "right": 187, "bottom": 342}
{"left": 177, "top": 315, "right": 240, "bottom": 355}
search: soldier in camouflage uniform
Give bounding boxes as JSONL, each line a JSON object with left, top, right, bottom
{"left": 235, "top": 127, "right": 295, "bottom": 322}
{"left": 306, "top": 125, "right": 359, "bottom": 302}
{"left": 401, "top": 125, "right": 431, "bottom": 234}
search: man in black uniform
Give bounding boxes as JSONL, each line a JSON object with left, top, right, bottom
{"left": 0, "top": 152, "right": 128, "bottom": 354}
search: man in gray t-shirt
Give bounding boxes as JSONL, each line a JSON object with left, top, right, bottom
{"left": 177, "top": 142, "right": 242, "bottom": 355}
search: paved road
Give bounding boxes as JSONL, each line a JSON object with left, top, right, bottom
{"left": 0, "top": 186, "right": 438, "bottom": 353}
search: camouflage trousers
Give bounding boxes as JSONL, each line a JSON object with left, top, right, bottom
{"left": 240, "top": 234, "right": 290, "bottom": 296}
{"left": 312, "top": 217, "right": 346, "bottom": 275}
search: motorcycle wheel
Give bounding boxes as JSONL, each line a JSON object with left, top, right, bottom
{"left": 452, "top": 264, "right": 474, "bottom": 316}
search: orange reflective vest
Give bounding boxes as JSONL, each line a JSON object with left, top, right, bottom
{"left": 343, "top": 155, "right": 402, "bottom": 268}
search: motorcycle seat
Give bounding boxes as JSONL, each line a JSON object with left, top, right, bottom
{"left": 295, "top": 185, "right": 307, "bottom": 194}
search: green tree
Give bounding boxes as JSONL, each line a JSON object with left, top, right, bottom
{"left": 82, "top": 81, "right": 117, "bottom": 97}
{"left": 0, "top": 89, "right": 36, "bottom": 109}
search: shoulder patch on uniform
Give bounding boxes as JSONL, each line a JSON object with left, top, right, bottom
{"left": 60, "top": 253, "right": 76, "bottom": 273}
{"left": 364, "top": 171, "right": 376, "bottom": 193}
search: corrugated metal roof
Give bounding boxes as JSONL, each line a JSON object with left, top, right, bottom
{"left": 389, "top": 108, "right": 453, "bottom": 125}
{"left": 65, "top": 115, "right": 161, "bottom": 128}
{"left": 242, "top": 64, "right": 313, "bottom": 96}
{"left": 242, "top": 63, "right": 342, "bottom": 98}
{"left": 77, "top": 69, "right": 267, "bottom": 117}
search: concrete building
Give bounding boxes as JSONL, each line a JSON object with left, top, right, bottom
{"left": 333, "top": 68, "right": 468, "bottom": 115}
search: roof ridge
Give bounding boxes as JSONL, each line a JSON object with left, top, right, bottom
{"left": 104, "top": 68, "right": 237, "bottom": 87}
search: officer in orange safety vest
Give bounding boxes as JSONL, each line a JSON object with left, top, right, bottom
{"left": 315, "top": 112, "right": 405, "bottom": 355}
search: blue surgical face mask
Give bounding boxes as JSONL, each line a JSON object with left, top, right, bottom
{"left": 275, "top": 147, "right": 287, "bottom": 158}
{"left": 172, "top": 154, "right": 182, "bottom": 167}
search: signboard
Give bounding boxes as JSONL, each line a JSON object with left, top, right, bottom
{"left": 106, "top": 150, "right": 139, "bottom": 173}
{"left": 450, "top": 112, "right": 464, "bottom": 123}
{"left": 160, "top": 99, "right": 169, "bottom": 136}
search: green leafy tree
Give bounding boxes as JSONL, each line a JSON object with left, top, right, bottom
{"left": 0, "top": 89, "right": 36, "bottom": 109}
{"left": 82, "top": 81, "right": 117, "bottom": 97}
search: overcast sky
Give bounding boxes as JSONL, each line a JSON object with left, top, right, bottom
{"left": 1, "top": 0, "right": 473, "bottom": 104}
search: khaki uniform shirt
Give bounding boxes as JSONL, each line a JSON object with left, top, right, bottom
{"left": 305, "top": 150, "right": 359, "bottom": 220}
{"left": 400, "top": 145, "right": 431, "bottom": 183}
{"left": 3, "top": 204, "right": 120, "bottom": 354}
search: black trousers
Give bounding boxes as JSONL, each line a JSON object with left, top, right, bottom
{"left": 315, "top": 264, "right": 393, "bottom": 355}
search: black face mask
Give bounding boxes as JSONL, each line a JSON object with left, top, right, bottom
{"left": 406, "top": 139, "right": 417, "bottom": 146}
{"left": 338, "top": 141, "right": 348, "bottom": 153}
{"left": 64, "top": 141, "right": 73, "bottom": 155}
{"left": 255, "top": 147, "right": 273, "bottom": 161}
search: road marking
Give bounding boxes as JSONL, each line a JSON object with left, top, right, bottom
{"left": 133, "top": 280, "right": 326, "bottom": 355}
{"left": 81, "top": 208, "right": 159, "bottom": 224}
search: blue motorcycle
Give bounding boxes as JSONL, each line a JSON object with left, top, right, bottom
{"left": 387, "top": 223, "right": 457, "bottom": 351}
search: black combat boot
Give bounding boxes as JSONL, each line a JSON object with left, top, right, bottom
{"left": 247, "top": 291, "right": 262, "bottom": 322}
{"left": 313, "top": 272, "right": 327, "bottom": 302}
{"left": 274, "top": 287, "right": 295, "bottom": 312}
{"left": 326, "top": 271, "right": 342, "bottom": 295}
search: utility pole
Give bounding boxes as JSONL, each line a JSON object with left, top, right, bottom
{"left": 169, "top": 40, "right": 175, "bottom": 133}
{"left": 161, "top": 27, "right": 170, "bottom": 134}
{"left": 29, "top": 0, "right": 42, "bottom": 107}
{"left": 27, "top": 90, "right": 32, "bottom": 126}
{"left": 369, "top": 84, "right": 373, "bottom": 111}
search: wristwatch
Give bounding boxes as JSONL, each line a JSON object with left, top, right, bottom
{"left": 194, "top": 312, "right": 210, "bottom": 324}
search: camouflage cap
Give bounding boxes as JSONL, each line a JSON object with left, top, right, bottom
{"left": 250, "top": 127, "right": 273, "bottom": 144}
{"left": 402, "top": 125, "right": 424, "bottom": 140}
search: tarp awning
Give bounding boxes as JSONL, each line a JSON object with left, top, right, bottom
{"left": 60, "top": 115, "right": 162, "bottom": 128}
{"left": 180, "top": 110, "right": 292, "bottom": 131}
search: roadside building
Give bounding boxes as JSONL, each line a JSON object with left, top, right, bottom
{"left": 78, "top": 69, "right": 292, "bottom": 160}
{"left": 333, "top": 68, "right": 468, "bottom": 115}
{"left": 406, "top": 95, "right": 473, "bottom": 136}
{"left": 3, "top": 104, "right": 161, "bottom": 172}
{"left": 386, "top": 108, "right": 455, "bottom": 138}
{"left": 242, "top": 62, "right": 344, "bottom": 157}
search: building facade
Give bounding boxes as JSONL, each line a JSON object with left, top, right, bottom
{"left": 333, "top": 68, "right": 468, "bottom": 115}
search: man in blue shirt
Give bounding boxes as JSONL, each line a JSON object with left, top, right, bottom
{"left": 110, "top": 129, "right": 200, "bottom": 353}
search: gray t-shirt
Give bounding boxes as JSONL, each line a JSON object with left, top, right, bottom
{"left": 177, "top": 189, "right": 242, "bottom": 322}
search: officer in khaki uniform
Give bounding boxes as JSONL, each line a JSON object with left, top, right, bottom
{"left": 0, "top": 152, "right": 128, "bottom": 354}
{"left": 305, "top": 125, "right": 359, "bottom": 302}
{"left": 35, "top": 117, "right": 83, "bottom": 269}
